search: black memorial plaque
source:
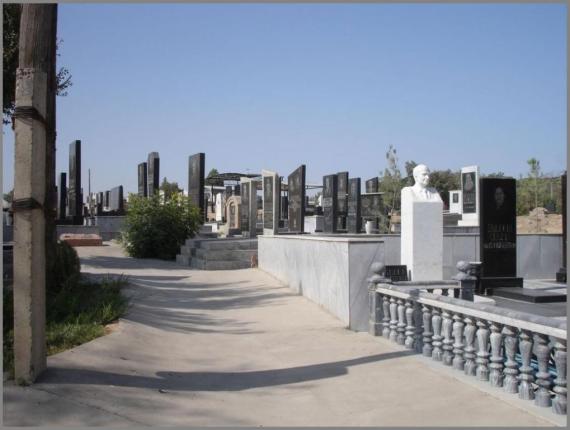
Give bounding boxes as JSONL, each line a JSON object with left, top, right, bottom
{"left": 109, "top": 186, "right": 124, "bottom": 214}
{"left": 385, "top": 265, "right": 409, "bottom": 282}
{"left": 147, "top": 152, "right": 160, "bottom": 197}
{"left": 337, "top": 172, "right": 349, "bottom": 215}
{"left": 104, "top": 191, "right": 110, "bottom": 208}
{"left": 287, "top": 165, "right": 306, "bottom": 233}
{"left": 138, "top": 162, "right": 148, "bottom": 197}
{"left": 281, "top": 196, "right": 288, "bottom": 219}
{"left": 263, "top": 176, "right": 274, "bottom": 229}
{"left": 57, "top": 172, "right": 67, "bottom": 220}
{"left": 452, "top": 193, "right": 459, "bottom": 204}
{"left": 67, "top": 140, "right": 83, "bottom": 224}
{"left": 360, "top": 194, "right": 383, "bottom": 218}
{"left": 241, "top": 181, "right": 250, "bottom": 234}
{"left": 479, "top": 177, "right": 522, "bottom": 291}
{"left": 347, "top": 178, "right": 361, "bottom": 233}
{"left": 462, "top": 172, "right": 477, "bottom": 214}
{"left": 322, "top": 174, "right": 338, "bottom": 233}
{"left": 188, "top": 153, "right": 205, "bottom": 219}
{"left": 365, "top": 177, "right": 379, "bottom": 194}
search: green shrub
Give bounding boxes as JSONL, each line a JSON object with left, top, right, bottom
{"left": 47, "top": 241, "right": 81, "bottom": 295}
{"left": 121, "top": 192, "right": 202, "bottom": 260}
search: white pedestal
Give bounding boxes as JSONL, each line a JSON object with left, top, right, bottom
{"left": 401, "top": 188, "right": 443, "bottom": 281}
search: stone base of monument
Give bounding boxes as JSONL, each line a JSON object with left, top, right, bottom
{"left": 479, "top": 277, "right": 523, "bottom": 295}
{"left": 491, "top": 287, "right": 567, "bottom": 303}
{"left": 176, "top": 237, "right": 258, "bottom": 270}
{"left": 556, "top": 267, "right": 566, "bottom": 283}
{"left": 59, "top": 233, "right": 103, "bottom": 247}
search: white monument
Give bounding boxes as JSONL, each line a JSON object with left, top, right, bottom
{"left": 401, "top": 164, "right": 443, "bottom": 281}
{"left": 215, "top": 193, "right": 224, "bottom": 222}
{"left": 448, "top": 190, "right": 462, "bottom": 214}
{"left": 457, "top": 165, "right": 479, "bottom": 227}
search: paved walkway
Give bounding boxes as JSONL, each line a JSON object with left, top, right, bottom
{"left": 3, "top": 243, "right": 561, "bottom": 426}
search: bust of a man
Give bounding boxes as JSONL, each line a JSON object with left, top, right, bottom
{"left": 403, "top": 164, "right": 442, "bottom": 202}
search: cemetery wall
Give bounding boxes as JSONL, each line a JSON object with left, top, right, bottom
{"left": 94, "top": 216, "right": 126, "bottom": 241}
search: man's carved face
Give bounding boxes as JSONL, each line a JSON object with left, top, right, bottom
{"left": 414, "top": 166, "right": 430, "bottom": 189}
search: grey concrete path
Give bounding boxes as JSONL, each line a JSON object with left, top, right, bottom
{"left": 3, "top": 242, "right": 561, "bottom": 426}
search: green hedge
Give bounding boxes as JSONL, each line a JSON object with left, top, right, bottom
{"left": 121, "top": 192, "right": 202, "bottom": 260}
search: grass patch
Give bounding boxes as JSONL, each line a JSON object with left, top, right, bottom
{"left": 3, "top": 275, "right": 129, "bottom": 377}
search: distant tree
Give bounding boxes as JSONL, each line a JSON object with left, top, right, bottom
{"left": 404, "top": 160, "right": 417, "bottom": 185}
{"left": 428, "top": 169, "right": 460, "bottom": 209}
{"left": 160, "top": 177, "right": 182, "bottom": 201}
{"left": 207, "top": 168, "right": 219, "bottom": 178}
{"left": 3, "top": 190, "right": 13, "bottom": 203}
{"left": 2, "top": 4, "right": 72, "bottom": 124}
{"left": 483, "top": 171, "right": 505, "bottom": 178}
{"left": 378, "top": 145, "right": 403, "bottom": 232}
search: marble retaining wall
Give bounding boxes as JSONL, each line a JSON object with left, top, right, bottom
{"left": 258, "top": 235, "right": 384, "bottom": 331}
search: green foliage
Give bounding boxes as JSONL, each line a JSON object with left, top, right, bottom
{"left": 121, "top": 193, "right": 202, "bottom": 260}
{"left": 3, "top": 190, "right": 13, "bottom": 202}
{"left": 207, "top": 168, "right": 219, "bottom": 178}
{"left": 428, "top": 169, "right": 460, "bottom": 208}
{"left": 47, "top": 241, "right": 81, "bottom": 295}
{"left": 159, "top": 177, "right": 182, "bottom": 201}
{"left": 2, "top": 4, "right": 73, "bottom": 124}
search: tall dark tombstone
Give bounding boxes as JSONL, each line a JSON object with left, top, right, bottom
{"left": 347, "top": 178, "right": 361, "bottom": 233}
{"left": 337, "top": 171, "right": 349, "bottom": 230}
{"left": 556, "top": 173, "right": 567, "bottom": 282}
{"left": 57, "top": 172, "right": 66, "bottom": 221}
{"left": 361, "top": 194, "right": 383, "bottom": 225}
{"left": 234, "top": 184, "right": 240, "bottom": 196}
{"left": 225, "top": 185, "right": 233, "bottom": 197}
{"left": 188, "top": 153, "right": 206, "bottom": 220}
{"left": 322, "top": 174, "right": 338, "bottom": 233}
{"left": 479, "top": 178, "right": 522, "bottom": 292}
{"left": 104, "top": 190, "right": 110, "bottom": 209}
{"left": 263, "top": 171, "right": 280, "bottom": 234}
{"left": 287, "top": 165, "right": 306, "bottom": 233}
{"left": 281, "top": 196, "right": 289, "bottom": 219}
{"left": 365, "top": 177, "right": 379, "bottom": 193}
{"left": 109, "top": 186, "right": 124, "bottom": 215}
{"left": 138, "top": 162, "right": 148, "bottom": 197}
{"left": 147, "top": 152, "right": 160, "bottom": 197}
{"left": 96, "top": 192, "right": 104, "bottom": 216}
{"left": 67, "top": 140, "right": 83, "bottom": 225}
{"left": 241, "top": 180, "right": 250, "bottom": 235}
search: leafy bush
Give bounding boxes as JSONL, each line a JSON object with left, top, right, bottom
{"left": 47, "top": 241, "right": 81, "bottom": 295}
{"left": 121, "top": 192, "right": 202, "bottom": 260}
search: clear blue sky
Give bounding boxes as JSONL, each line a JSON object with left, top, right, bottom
{"left": 2, "top": 3, "right": 567, "bottom": 195}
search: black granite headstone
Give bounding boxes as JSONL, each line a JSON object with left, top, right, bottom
{"left": 263, "top": 176, "right": 274, "bottom": 230}
{"left": 147, "top": 152, "right": 160, "bottom": 197}
{"left": 287, "top": 165, "right": 306, "bottom": 233}
{"left": 234, "top": 184, "right": 240, "bottom": 196}
{"left": 385, "top": 265, "right": 409, "bottom": 282}
{"left": 241, "top": 180, "right": 250, "bottom": 234}
{"left": 138, "top": 162, "right": 148, "bottom": 197}
{"left": 225, "top": 185, "right": 233, "bottom": 197}
{"left": 479, "top": 177, "right": 522, "bottom": 291}
{"left": 109, "top": 186, "right": 124, "bottom": 214}
{"left": 57, "top": 172, "right": 67, "bottom": 220}
{"left": 96, "top": 191, "right": 103, "bottom": 216}
{"left": 104, "top": 190, "right": 110, "bottom": 209}
{"left": 347, "top": 178, "right": 361, "bottom": 234}
{"left": 365, "top": 177, "right": 379, "bottom": 193}
{"left": 281, "top": 196, "right": 289, "bottom": 220}
{"left": 360, "top": 193, "right": 383, "bottom": 218}
{"left": 557, "top": 173, "right": 567, "bottom": 282}
{"left": 67, "top": 140, "right": 83, "bottom": 225}
{"left": 462, "top": 171, "right": 477, "bottom": 214}
{"left": 188, "top": 153, "right": 205, "bottom": 220}
{"left": 322, "top": 174, "right": 338, "bottom": 233}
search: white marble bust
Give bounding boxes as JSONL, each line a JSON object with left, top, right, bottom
{"left": 403, "top": 164, "right": 442, "bottom": 202}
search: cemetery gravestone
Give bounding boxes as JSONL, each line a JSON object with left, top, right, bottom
{"left": 104, "top": 191, "right": 110, "bottom": 210}
{"left": 188, "top": 153, "right": 205, "bottom": 220}
{"left": 347, "top": 177, "right": 361, "bottom": 233}
{"left": 241, "top": 180, "right": 250, "bottom": 235}
{"left": 96, "top": 192, "right": 103, "bottom": 216}
{"left": 479, "top": 177, "right": 522, "bottom": 291}
{"left": 147, "top": 152, "right": 160, "bottom": 197}
{"left": 138, "top": 162, "right": 148, "bottom": 197}
{"left": 322, "top": 174, "right": 338, "bottom": 233}
{"left": 287, "top": 165, "right": 306, "bottom": 233}
{"left": 449, "top": 190, "right": 462, "bottom": 214}
{"left": 109, "top": 186, "right": 124, "bottom": 215}
{"left": 458, "top": 165, "right": 479, "bottom": 226}
{"left": 262, "top": 170, "right": 280, "bottom": 235}
{"left": 556, "top": 173, "right": 566, "bottom": 282}
{"left": 67, "top": 140, "right": 83, "bottom": 225}
{"left": 360, "top": 194, "right": 383, "bottom": 221}
{"left": 365, "top": 177, "right": 379, "bottom": 193}
{"left": 337, "top": 171, "right": 349, "bottom": 230}
{"left": 281, "top": 196, "right": 289, "bottom": 220}
{"left": 57, "top": 172, "right": 66, "bottom": 221}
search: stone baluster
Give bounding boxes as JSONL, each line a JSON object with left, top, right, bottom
{"left": 382, "top": 295, "right": 391, "bottom": 338}
{"left": 441, "top": 288, "right": 449, "bottom": 297}
{"left": 431, "top": 308, "right": 443, "bottom": 361}
{"left": 422, "top": 304, "right": 433, "bottom": 357}
{"left": 534, "top": 333, "right": 552, "bottom": 407}
{"left": 463, "top": 316, "right": 477, "bottom": 376}
{"left": 488, "top": 321, "right": 504, "bottom": 387}
{"left": 404, "top": 299, "right": 415, "bottom": 350}
{"left": 452, "top": 312, "right": 465, "bottom": 371}
{"left": 518, "top": 329, "right": 535, "bottom": 400}
{"left": 368, "top": 288, "right": 382, "bottom": 336}
{"left": 396, "top": 298, "right": 406, "bottom": 345}
{"left": 389, "top": 297, "right": 398, "bottom": 343}
{"left": 441, "top": 310, "right": 454, "bottom": 366}
{"left": 502, "top": 325, "right": 519, "bottom": 394}
{"left": 475, "top": 319, "right": 490, "bottom": 381}
{"left": 552, "top": 337, "right": 567, "bottom": 415}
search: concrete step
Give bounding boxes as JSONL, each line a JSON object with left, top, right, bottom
{"left": 197, "top": 239, "right": 258, "bottom": 251}
{"left": 193, "top": 248, "right": 257, "bottom": 261}
{"left": 176, "top": 254, "right": 191, "bottom": 265}
{"left": 190, "top": 258, "right": 252, "bottom": 270}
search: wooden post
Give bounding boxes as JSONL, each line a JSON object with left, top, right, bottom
{"left": 12, "top": 4, "right": 57, "bottom": 384}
